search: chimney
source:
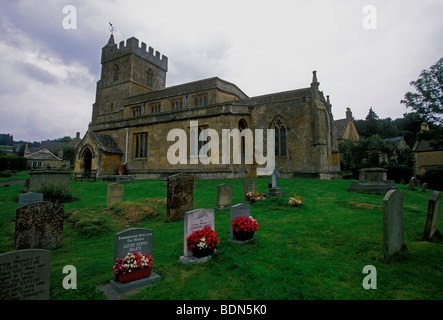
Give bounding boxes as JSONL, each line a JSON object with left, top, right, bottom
{"left": 346, "top": 108, "right": 353, "bottom": 122}
{"left": 76, "top": 132, "right": 80, "bottom": 139}
{"left": 420, "top": 122, "right": 429, "bottom": 131}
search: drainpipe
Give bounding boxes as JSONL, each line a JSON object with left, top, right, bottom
{"left": 125, "top": 126, "right": 129, "bottom": 164}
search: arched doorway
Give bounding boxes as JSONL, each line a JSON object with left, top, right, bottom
{"left": 81, "top": 147, "right": 93, "bottom": 171}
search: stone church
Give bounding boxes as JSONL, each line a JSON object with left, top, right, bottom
{"left": 74, "top": 35, "right": 342, "bottom": 179}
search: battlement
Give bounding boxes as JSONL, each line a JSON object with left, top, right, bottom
{"left": 101, "top": 36, "right": 168, "bottom": 71}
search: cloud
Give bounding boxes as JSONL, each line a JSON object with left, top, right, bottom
{"left": 0, "top": 0, "right": 442, "bottom": 142}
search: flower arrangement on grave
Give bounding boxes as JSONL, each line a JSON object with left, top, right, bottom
{"left": 231, "top": 216, "right": 259, "bottom": 233}
{"left": 288, "top": 194, "right": 304, "bottom": 207}
{"left": 246, "top": 191, "right": 267, "bottom": 203}
{"left": 186, "top": 225, "right": 219, "bottom": 258}
{"left": 113, "top": 251, "right": 153, "bottom": 283}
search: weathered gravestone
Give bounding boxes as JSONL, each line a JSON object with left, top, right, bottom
{"left": 229, "top": 203, "right": 256, "bottom": 243}
{"left": 180, "top": 209, "right": 215, "bottom": 264}
{"left": 216, "top": 184, "right": 232, "bottom": 209}
{"left": 107, "top": 183, "right": 124, "bottom": 206}
{"left": 167, "top": 173, "right": 194, "bottom": 220}
{"left": 420, "top": 183, "right": 428, "bottom": 193}
{"left": 108, "top": 228, "right": 160, "bottom": 293}
{"left": 267, "top": 164, "right": 284, "bottom": 197}
{"left": 15, "top": 202, "right": 63, "bottom": 250}
{"left": 424, "top": 191, "right": 441, "bottom": 240}
{"left": 408, "top": 177, "right": 416, "bottom": 191}
{"left": 243, "top": 179, "right": 256, "bottom": 202}
{"left": 18, "top": 192, "right": 43, "bottom": 208}
{"left": 0, "top": 249, "right": 51, "bottom": 300}
{"left": 383, "top": 190, "right": 405, "bottom": 255}
{"left": 24, "top": 169, "right": 70, "bottom": 193}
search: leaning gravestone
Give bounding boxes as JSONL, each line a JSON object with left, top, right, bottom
{"left": 179, "top": 209, "right": 215, "bottom": 264}
{"left": 108, "top": 228, "right": 160, "bottom": 294}
{"left": 424, "top": 191, "right": 441, "bottom": 240}
{"left": 167, "top": 173, "right": 194, "bottom": 220}
{"left": 216, "top": 184, "right": 232, "bottom": 209}
{"left": 229, "top": 203, "right": 256, "bottom": 243}
{"left": 243, "top": 179, "right": 256, "bottom": 202}
{"left": 383, "top": 190, "right": 405, "bottom": 255}
{"left": 15, "top": 201, "right": 63, "bottom": 250}
{"left": 0, "top": 249, "right": 51, "bottom": 300}
{"left": 18, "top": 192, "right": 43, "bottom": 208}
{"left": 107, "top": 183, "right": 124, "bottom": 206}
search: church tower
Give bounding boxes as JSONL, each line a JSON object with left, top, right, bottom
{"left": 91, "top": 35, "right": 168, "bottom": 123}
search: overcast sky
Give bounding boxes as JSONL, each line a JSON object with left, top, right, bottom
{"left": 0, "top": 0, "right": 442, "bottom": 142}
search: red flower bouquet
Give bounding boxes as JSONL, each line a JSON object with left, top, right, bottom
{"left": 187, "top": 225, "right": 219, "bottom": 258}
{"left": 231, "top": 216, "right": 259, "bottom": 241}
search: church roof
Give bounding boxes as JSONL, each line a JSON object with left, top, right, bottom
{"left": 89, "top": 132, "right": 123, "bottom": 154}
{"left": 125, "top": 77, "right": 248, "bottom": 105}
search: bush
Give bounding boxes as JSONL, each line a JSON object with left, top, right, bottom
{"left": 420, "top": 167, "right": 443, "bottom": 191}
{"left": 37, "top": 185, "right": 77, "bottom": 203}
{"left": 0, "top": 170, "right": 13, "bottom": 178}
{"left": 386, "top": 163, "right": 412, "bottom": 184}
{"left": 0, "top": 156, "right": 26, "bottom": 171}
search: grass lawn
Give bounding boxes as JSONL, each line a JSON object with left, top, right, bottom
{"left": 0, "top": 174, "right": 442, "bottom": 300}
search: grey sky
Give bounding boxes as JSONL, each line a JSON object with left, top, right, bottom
{"left": 0, "top": 0, "right": 442, "bottom": 142}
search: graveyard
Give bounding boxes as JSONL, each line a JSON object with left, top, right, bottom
{"left": 0, "top": 174, "right": 442, "bottom": 300}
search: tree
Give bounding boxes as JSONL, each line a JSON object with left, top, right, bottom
{"left": 401, "top": 57, "right": 443, "bottom": 126}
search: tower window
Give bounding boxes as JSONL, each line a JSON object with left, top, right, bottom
{"left": 147, "top": 69, "right": 153, "bottom": 85}
{"left": 114, "top": 64, "right": 119, "bottom": 81}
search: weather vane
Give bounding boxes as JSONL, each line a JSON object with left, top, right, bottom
{"left": 109, "top": 22, "right": 116, "bottom": 35}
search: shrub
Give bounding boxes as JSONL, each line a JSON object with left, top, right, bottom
{"left": 420, "top": 167, "right": 443, "bottom": 191}
{"left": 37, "top": 185, "right": 76, "bottom": 203}
{"left": 386, "top": 163, "right": 412, "bottom": 184}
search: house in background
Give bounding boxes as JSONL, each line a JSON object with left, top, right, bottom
{"left": 25, "top": 148, "right": 70, "bottom": 169}
{"left": 334, "top": 108, "right": 360, "bottom": 143}
{"left": 412, "top": 122, "right": 443, "bottom": 176}
{"left": 24, "top": 132, "right": 82, "bottom": 160}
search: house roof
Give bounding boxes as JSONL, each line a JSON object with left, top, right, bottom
{"left": 25, "top": 148, "right": 62, "bottom": 161}
{"left": 413, "top": 139, "right": 442, "bottom": 152}
{"left": 334, "top": 119, "right": 348, "bottom": 139}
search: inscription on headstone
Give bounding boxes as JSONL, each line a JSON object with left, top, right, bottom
{"left": 114, "top": 228, "right": 153, "bottom": 261}
{"left": 15, "top": 202, "right": 64, "bottom": 250}
{"left": 167, "top": 173, "right": 194, "bottom": 220}
{"left": 424, "top": 191, "right": 441, "bottom": 240}
{"left": 230, "top": 203, "right": 251, "bottom": 241}
{"left": 383, "top": 190, "right": 405, "bottom": 255}
{"left": 18, "top": 192, "right": 43, "bottom": 208}
{"left": 0, "top": 249, "right": 51, "bottom": 300}
{"left": 107, "top": 183, "right": 124, "bottom": 206}
{"left": 217, "top": 184, "right": 232, "bottom": 209}
{"left": 182, "top": 209, "right": 215, "bottom": 258}
{"left": 243, "top": 179, "right": 256, "bottom": 202}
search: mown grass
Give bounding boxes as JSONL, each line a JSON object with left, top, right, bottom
{"left": 0, "top": 175, "right": 441, "bottom": 300}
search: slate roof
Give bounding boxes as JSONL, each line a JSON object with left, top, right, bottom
{"left": 334, "top": 119, "right": 348, "bottom": 139}
{"left": 25, "top": 148, "right": 62, "bottom": 161}
{"left": 413, "top": 139, "right": 442, "bottom": 152}
{"left": 90, "top": 132, "right": 123, "bottom": 154}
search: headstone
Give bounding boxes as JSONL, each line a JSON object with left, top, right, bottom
{"left": 108, "top": 228, "right": 160, "bottom": 293}
{"left": 24, "top": 169, "right": 70, "bottom": 193}
{"left": 179, "top": 208, "right": 215, "bottom": 264}
{"left": 167, "top": 173, "right": 194, "bottom": 220}
{"left": 15, "top": 201, "right": 64, "bottom": 250}
{"left": 420, "top": 183, "right": 428, "bottom": 193}
{"left": 359, "top": 167, "right": 388, "bottom": 181}
{"left": 243, "top": 179, "right": 256, "bottom": 202}
{"left": 0, "top": 249, "right": 51, "bottom": 300}
{"left": 229, "top": 203, "right": 255, "bottom": 242}
{"left": 107, "top": 183, "right": 124, "bottom": 206}
{"left": 383, "top": 190, "right": 405, "bottom": 255}
{"left": 216, "top": 184, "right": 232, "bottom": 209}
{"left": 408, "top": 177, "right": 416, "bottom": 191}
{"left": 424, "top": 191, "right": 441, "bottom": 240}
{"left": 267, "top": 165, "right": 284, "bottom": 197}
{"left": 18, "top": 192, "right": 43, "bottom": 208}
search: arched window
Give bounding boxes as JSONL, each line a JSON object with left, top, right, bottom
{"left": 238, "top": 118, "right": 248, "bottom": 155}
{"left": 114, "top": 64, "right": 119, "bottom": 81}
{"left": 271, "top": 117, "right": 287, "bottom": 156}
